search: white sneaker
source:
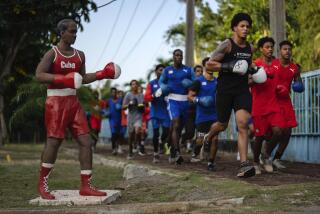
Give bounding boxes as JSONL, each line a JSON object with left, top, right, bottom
{"left": 138, "top": 151, "right": 146, "bottom": 156}
{"left": 273, "top": 159, "right": 286, "bottom": 169}
{"left": 153, "top": 153, "right": 160, "bottom": 163}
{"left": 253, "top": 164, "right": 262, "bottom": 175}
{"left": 117, "top": 146, "right": 123, "bottom": 154}
{"left": 186, "top": 142, "right": 192, "bottom": 153}
{"left": 263, "top": 158, "right": 273, "bottom": 173}
{"left": 190, "top": 157, "right": 201, "bottom": 163}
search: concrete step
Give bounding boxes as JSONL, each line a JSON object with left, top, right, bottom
{"left": 29, "top": 190, "right": 121, "bottom": 206}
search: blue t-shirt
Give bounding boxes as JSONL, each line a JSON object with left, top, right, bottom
{"left": 108, "top": 97, "right": 122, "bottom": 126}
{"left": 149, "top": 79, "right": 170, "bottom": 120}
{"left": 159, "top": 65, "right": 195, "bottom": 95}
{"left": 193, "top": 75, "right": 218, "bottom": 124}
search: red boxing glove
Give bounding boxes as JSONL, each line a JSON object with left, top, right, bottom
{"left": 96, "top": 62, "right": 121, "bottom": 80}
{"left": 276, "top": 84, "right": 289, "bottom": 98}
{"left": 265, "top": 68, "right": 275, "bottom": 78}
{"left": 53, "top": 72, "right": 83, "bottom": 89}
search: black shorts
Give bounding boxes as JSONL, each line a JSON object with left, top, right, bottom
{"left": 196, "top": 120, "right": 215, "bottom": 133}
{"left": 216, "top": 91, "right": 252, "bottom": 123}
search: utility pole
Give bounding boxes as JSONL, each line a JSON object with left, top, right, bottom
{"left": 269, "top": 0, "right": 286, "bottom": 57}
{"left": 185, "top": 0, "right": 195, "bottom": 67}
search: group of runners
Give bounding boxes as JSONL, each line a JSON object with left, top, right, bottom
{"left": 35, "top": 12, "right": 304, "bottom": 200}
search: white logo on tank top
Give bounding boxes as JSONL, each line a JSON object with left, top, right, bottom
{"left": 61, "top": 61, "right": 75, "bottom": 69}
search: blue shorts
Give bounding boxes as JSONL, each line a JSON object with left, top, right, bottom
{"left": 152, "top": 118, "right": 170, "bottom": 129}
{"left": 167, "top": 99, "right": 189, "bottom": 121}
{"left": 121, "top": 126, "right": 127, "bottom": 135}
{"left": 110, "top": 124, "right": 122, "bottom": 134}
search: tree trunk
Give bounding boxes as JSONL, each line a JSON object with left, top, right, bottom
{"left": 0, "top": 32, "right": 27, "bottom": 145}
{"left": 0, "top": 94, "right": 8, "bottom": 145}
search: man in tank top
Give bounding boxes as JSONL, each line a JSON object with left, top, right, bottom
{"left": 204, "top": 12, "right": 264, "bottom": 178}
{"left": 35, "top": 18, "right": 121, "bottom": 199}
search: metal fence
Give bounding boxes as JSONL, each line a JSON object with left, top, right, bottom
{"left": 283, "top": 69, "right": 320, "bottom": 163}
{"left": 219, "top": 69, "right": 320, "bottom": 163}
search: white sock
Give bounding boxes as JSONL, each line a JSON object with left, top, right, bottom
{"left": 42, "top": 163, "right": 54, "bottom": 168}
{"left": 81, "top": 170, "right": 92, "bottom": 175}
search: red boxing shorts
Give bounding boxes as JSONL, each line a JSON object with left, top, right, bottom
{"left": 280, "top": 105, "right": 298, "bottom": 128}
{"left": 253, "top": 112, "right": 286, "bottom": 137}
{"left": 45, "top": 95, "right": 90, "bottom": 139}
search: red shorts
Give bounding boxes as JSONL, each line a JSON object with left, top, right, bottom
{"left": 253, "top": 112, "right": 286, "bottom": 137}
{"left": 280, "top": 105, "right": 298, "bottom": 128}
{"left": 90, "top": 116, "right": 101, "bottom": 131}
{"left": 45, "top": 96, "right": 89, "bottom": 139}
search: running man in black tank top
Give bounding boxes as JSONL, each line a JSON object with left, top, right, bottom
{"left": 204, "top": 13, "right": 255, "bottom": 178}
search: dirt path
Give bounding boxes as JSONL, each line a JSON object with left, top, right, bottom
{"left": 94, "top": 144, "right": 320, "bottom": 186}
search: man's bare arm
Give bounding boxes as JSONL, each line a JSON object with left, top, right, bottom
{"left": 78, "top": 51, "right": 97, "bottom": 84}
{"left": 35, "top": 50, "right": 55, "bottom": 84}
{"left": 206, "top": 39, "right": 231, "bottom": 71}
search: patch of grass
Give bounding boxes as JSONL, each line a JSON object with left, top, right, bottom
{"left": 0, "top": 143, "right": 123, "bottom": 208}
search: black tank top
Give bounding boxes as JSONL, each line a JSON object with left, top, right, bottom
{"left": 217, "top": 38, "right": 252, "bottom": 93}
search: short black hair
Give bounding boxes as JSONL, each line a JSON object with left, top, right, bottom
{"left": 193, "top": 65, "right": 202, "bottom": 71}
{"left": 279, "top": 40, "right": 293, "bottom": 49}
{"left": 130, "top": 79, "right": 139, "bottom": 86}
{"left": 155, "top": 64, "right": 165, "bottom": 71}
{"left": 57, "top": 18, "right": 75, "bottom": 36}
{"left": 111, "top": 87, "right": 117, "bottom": 92}
{"left": 202, "top": 57, "right": 210, "bottom": 67}
{"left": 173, "top": 49, "right": 183, "bottom": 55}
{"left": 231, "top": 12, "right": 252, "bottom": 31}
{"left": 257, "top": 36, "right": 275, "bottom": 48}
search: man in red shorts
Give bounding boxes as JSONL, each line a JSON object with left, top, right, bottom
{"left": 89, "top": 91, "right": 106, "bottom": 152}
{"left": 35, "top": 18, "right": 121, "bottom": 200}
{"left": 265, "top": 40, "right": 304, "bottom": 169}
{"left": 251, "top": 37, "right": 285, "bottom": 174}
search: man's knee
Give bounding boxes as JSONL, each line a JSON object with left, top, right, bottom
{"left": 171, "top": 119, "right": 180, "bottom": 130}
{"left": 77, "top": 134, "right": 92, "bottom": 148}
{"left": 272, "top": 127, "right": 282, "bottom": 138}
{"left": 212, "top": 122, "right": 228, "bottom": 132}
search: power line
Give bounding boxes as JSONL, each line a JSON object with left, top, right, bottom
{"left": 1, "top": 0, "right": 119, "bottom": 25}
{"left": 112, "top": 0, "right": 142, "bottom": 60}
{"left": 92, "top": 0, "right": 125, "bottom": 70}
{"left": 147, "top": 4, "right": 184, "bottom": 67}
{"left": 119, "top": 0, "right": 167, "bottom": 65}
{"left": 95, "top": 0, "right": 118, "bottom": 10}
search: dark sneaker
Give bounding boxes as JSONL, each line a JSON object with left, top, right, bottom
{"left": 207, "top": 162, "right": 215, "bottom": 171}
{"left": 237, "top": 160, "right": 255, "bottom": 178}
{"left": 175, "top": 155, "right": 184, "bottom": 165}
{"left": 153, "top": 153, "right": 160, "bottom": 163}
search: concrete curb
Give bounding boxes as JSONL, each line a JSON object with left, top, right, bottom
{"left": 5, "top": 197, "right": 244, "bottom": 214}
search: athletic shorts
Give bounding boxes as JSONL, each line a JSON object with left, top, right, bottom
{"left": 90, "top": 116, "right": 101, "bottom": 131}
{"left": 110, "top": 124, "right": 122, "bottom": 134}
{"left": 252, "top": 112, "right": 286, "bottom": 137}
{"left": 152, "top": 117, "right": 170, "bottom": 129}
{"left": 196, "top": 120, "right": 215, "bottom": 133}
{"left": 167, "top": 99, "right": 189, "bottom": 121}
{"left": 45, "top": 96, "right": 89, "bottom": 139}
{"left": 128, "top": 119, "right": 142, "bottom": 133}
{"left": 216, "top": 91, "right": 252, "bottom": 123}
{"left": 121, "top": 126, "right": 127, "bottom": 135}
{"left": 280, "top": 105, "right": 298, "bottom": 128}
